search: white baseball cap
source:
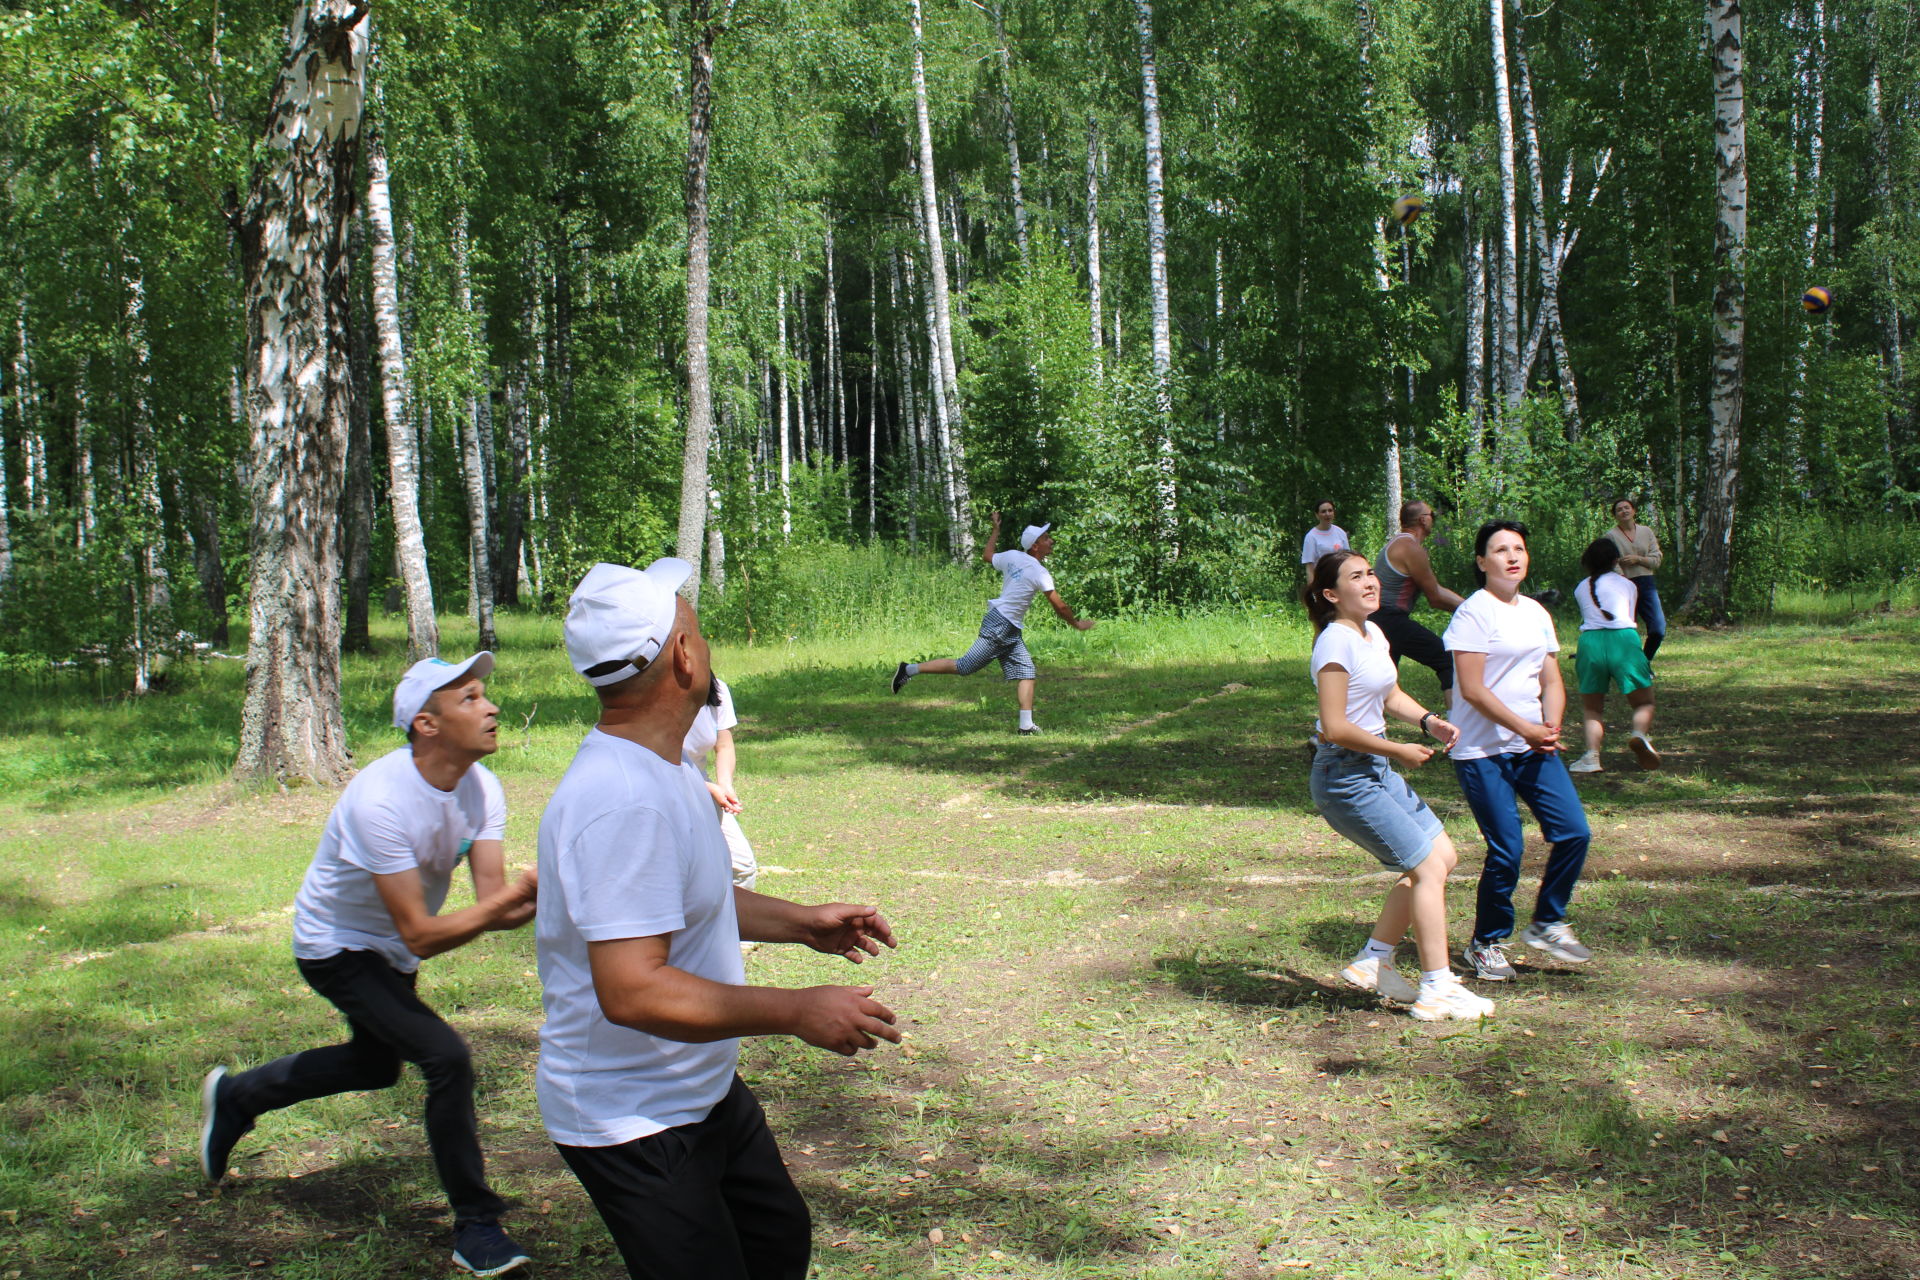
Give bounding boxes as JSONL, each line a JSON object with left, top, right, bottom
{"left": 392, "top": 652, "right": 496, "bottom": 731}
{"left": 1020, "top": 523, "right": 1051, "bottom": 551}
{"left": 564, "top": 559, "right": 694, "bottom": 687}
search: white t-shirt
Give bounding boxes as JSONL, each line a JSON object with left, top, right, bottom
{"left": 1574, "top": 571, "right": 1638, "bottom": 631}
{"left": 1300, "top": 524, "right": 1350, "bottom": 566}
{"left": 291, "top": 748, "right": 507, "bottom": 974}
{"left": 1443, "top": 590, "right": 1561, "bottom": 760}
{"left": 987, "top": 550, "right": 1056, "bottom": 628}
{"left": 681, "top": 679, "right": 739, "bottom": 776}
{"left": 535, "top": 729, "right": 745, "bottom": 1148}
{"left": 1309, "top": 620, "right": 1396, "bottom": 738}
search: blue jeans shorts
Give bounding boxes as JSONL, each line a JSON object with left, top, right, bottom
{"left": 1310, "top": 741, "right": 1445, "bottom": 871}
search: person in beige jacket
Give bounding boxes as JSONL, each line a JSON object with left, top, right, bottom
{"left": 1603, "top": 499, "right": 1665, "bottom": 661}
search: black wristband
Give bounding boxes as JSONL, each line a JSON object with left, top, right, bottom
{"left": 1419, "top": 711, "right": 1436, "bottom": 736}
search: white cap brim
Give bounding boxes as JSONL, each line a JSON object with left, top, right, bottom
{"left": 392, "top": 651, "right": 496, "bottom": 731}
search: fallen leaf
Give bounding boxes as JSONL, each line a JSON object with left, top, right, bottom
{"left": 1713, "top": 1130, "right": 1730, "bottom": 1143}
{"left": 927, "top": 1228, "right": 945, "bottom": 1245}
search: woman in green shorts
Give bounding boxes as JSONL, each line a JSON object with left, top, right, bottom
{"left": 1568, "top": 538, "right": 1659, "bottom": 773}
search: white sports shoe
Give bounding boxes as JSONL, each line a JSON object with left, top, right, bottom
{"left": 1410, "top": 976, "right": 1495, "bottom": 1021}
{"left": 1341, "top": 955, "right": 1418, "bottom": 1003}
{"left": 1567, "top": 751, "right": 1602, "bottom": 774}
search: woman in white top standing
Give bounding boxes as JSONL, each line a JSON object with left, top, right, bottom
{"left": 1444, "top": 521, "right": 1595, "bottom": 983}
{"left": 682, "top": 678, "right": 759, "bottom": 890}
{"left": 1304, "top": 550, "right": 1491, "bottom": 1021}
{"left": 1568, "top": 539, "right": 1659, "bottom": 774}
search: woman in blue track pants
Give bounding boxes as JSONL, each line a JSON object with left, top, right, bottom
{"left": 1443, "top": 521, "right": 1595, "bottom": 983}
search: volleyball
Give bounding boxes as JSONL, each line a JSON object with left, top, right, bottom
{"left": 1393, "top": 195, "right": 1426, "bottom": 227}
{"left": 1802, "top": 286, "right": 1832, "bottom": 314}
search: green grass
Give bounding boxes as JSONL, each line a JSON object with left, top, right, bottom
{"left": 2, "top": 600, "right": 1919, "bottom": 1278}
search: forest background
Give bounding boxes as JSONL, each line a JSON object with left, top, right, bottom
{"left": 0, "top": 0, "right": 1915, "bottom": 779}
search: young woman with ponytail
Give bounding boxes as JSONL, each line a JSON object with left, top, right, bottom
{"left": 1303, "top": 550, "right": 1491, "bottom": 1021}
{"left": 1568, "top": 538, "right": 1659, "bottom": 773}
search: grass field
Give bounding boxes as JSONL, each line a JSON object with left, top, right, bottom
{"left": 2, "top": 604, "right": 1918, "bottom": 1279}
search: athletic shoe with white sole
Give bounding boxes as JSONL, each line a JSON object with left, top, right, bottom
{"left": 1018, "top": 726, "right": 1041, "bottom": 736}
{"left": 1410, "top": 977, "right": 1494, "bottom": 1021}
{"left": 198, "top": 1066, "right": 254, "bottom": 1182}
{"left": 1340, "top": 956, "right": 1418, "bottom": 1003}
{"left": 1523, "top": 920, "right": 1592, "bottom": 962}
{"left": 1567, "top": 751, "right": 1602, "bottom": 774}
{"left": 1463, "top": 939, "right": 1517, "bottom": 981}
{"left": 1629, "top": 733, "right": 1661, "bottom": 770}
{"left": 452, "top": 1223, "right": 532, "bottom": 1277}
{"left": 890, "top": 662, "right": 912, "bottom": 694}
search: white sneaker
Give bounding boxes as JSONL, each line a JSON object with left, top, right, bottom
{"left": 1410, "top": 976, "right": 1494, "bottom": 1021}
{"left": 1629, "top": 733, "right": 1661, "bottom": 770}
{"left": 1340, "top": 956, "right": 1418, "bottom": 1003}
{"left": 1568, "top": 751, "right": 1602, "bottom": 774}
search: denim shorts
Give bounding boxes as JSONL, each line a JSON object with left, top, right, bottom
{"left": 1309, "top": 741, "right": 1445, "bottom": 871}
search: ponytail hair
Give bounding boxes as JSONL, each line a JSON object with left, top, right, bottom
{"left": 1470, "top": 520, "right": 1530, "bottom": 586}
{"left": 1302, "top": 549, "right": 1366, "bottom": 634}
{"left": 1580, "top": 537, "right": 1621, "bottom": 621}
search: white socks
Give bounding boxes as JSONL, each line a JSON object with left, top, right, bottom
{"left": 904, "top": 662, "right": 920, "bottom": 678}
{"left": 1419, "top": 968, "right": 1452, "bottom": 995}
{"left": 1017, "top": 709, "right": 1035, "bottom": 731}
{"left": 1356, "top": 937, "right": 1397, "bottom": 964}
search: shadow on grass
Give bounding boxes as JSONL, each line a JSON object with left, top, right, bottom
{"left": 1152, "top": 955, "right": 1377, "bottom": 1013}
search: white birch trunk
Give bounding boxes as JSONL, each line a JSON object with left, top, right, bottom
{"left": 1785, "top": 0, "right": 1826, "bottom": 482}
{"left": 235, "top": 0, "right": 369, "bottom": 784}
{"left": 674, "top": 0, "right": 728, "bottom": 601}
{"left": 776, "top": 285, "right": 792, "bottom": 538}
{"left": 1133, "top": 0, "right": 1178, "bottom": 553}
{"left": 1866, "top": 28, "right": 1908, "bottom": 475}
{"left": 990, "top": 1, "right": 1030, "bottom": 264}
{"left": 868, "top": 253, "right": 880, "bottom": 539}
{"left": 1085, "top": 115, "right": 1105, "bottom": 379}
{"left": 452, "top": 208, "right": 497, "bottom": 649}
{"left": 1509, "top": 5, "right": 1579, "bottom": 436}
{"left": 1685, "top": 0, "right": 1747, "bottom": 621}
{"left": 124, "top": 249, "right": 171, "bottom": 694}
{"left": 1489, "top": 0, "right": 1522, "bottom": 423}
{"left": 1465, "top": 211, "right": 1487, "bottom": 439}
{"left": 909, "top": 0, "right": 974, "bottom": 557}
{"left": 364, "top": 56, "right": 438, "bottom": 661}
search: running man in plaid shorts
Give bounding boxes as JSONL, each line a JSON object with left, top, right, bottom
{"left": 891, "top": 511, "right": 1096, "bottom": 735}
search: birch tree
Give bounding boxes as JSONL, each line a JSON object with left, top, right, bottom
{"left": 1134, "top": 0, "right": 1177, "bottom": 552}
{"left": 909, "top": 0, "right": 974, "bottom": 558}
{"left": 1488, "top": 0, "right": 1522, "bottom": 428}
{"left": 365, "top": 42, "right": 438, "bottom": 661}
{"left": 233, "top": 0, "right": 369, "bottom": 785}
{"left": 1684, "top": 0, "right": 1747, "bottom": 621}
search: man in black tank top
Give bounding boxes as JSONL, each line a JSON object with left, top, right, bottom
{"left": 1368, "top": 501, "right": 1466, "bottom": 693}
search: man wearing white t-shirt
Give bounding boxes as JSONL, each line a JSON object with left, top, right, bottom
{"left": 1299, "top": 500, "right": 1349, "bottom": 569}
{"left": 198, "top": 654, "right": 540, "bottom": 1278}
{"left": 539, "top": 560, "right": 900, "bottom": 1280}
{"left": 890, "top": 510, "right": 1096, "bottom": 734}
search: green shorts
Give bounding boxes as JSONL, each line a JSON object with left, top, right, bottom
{"left": 1576, "top": 627, "right": 1653, "bottom": 696}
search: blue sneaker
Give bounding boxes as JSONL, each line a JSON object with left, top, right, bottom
{"left": 198, "top": 1067, "right": 254, "bottom": 1182}
{"left": 452, "top": 1222, "right": 532, "bottom": 1276}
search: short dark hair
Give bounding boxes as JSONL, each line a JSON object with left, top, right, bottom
{"left": 1399, "top": 500, "right": 1430, "bottom": 528}
{"left": 1301, "top": 549, "right": 1367, "bottom": 633}
{"left": 1471, "top": 520, "right": 1530, "bottom": 586}
{"left": 1314, "top": 499, "right": 1335, "bottom": 512}
{"left": 1611, "top": 496, "right": 1636, "bottom": 514}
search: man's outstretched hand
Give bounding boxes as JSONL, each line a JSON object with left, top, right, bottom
{"left": 799, "top": 903, "right": 897, "bottom": 962}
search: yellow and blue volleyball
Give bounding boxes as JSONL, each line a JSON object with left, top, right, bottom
{"left": 1392, "top": 194, "right": 1426, "bottom": 227}
{"left": 1802, "top": 286, "right": 1832, "bottom": 314}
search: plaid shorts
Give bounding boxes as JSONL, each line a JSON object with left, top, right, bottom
{"left": 953, "top": 608, "right": 1036, "bottom": 681}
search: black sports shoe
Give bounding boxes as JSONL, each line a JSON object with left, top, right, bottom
{"left": 1018, "top": 725, "right": 1041, "bottom": 735}
{"left": 198, "top": 1066, "right": 254, "bottom": 1181}
{"left": 452, "top": 1222, "right": 532, "bottom": 1276}
{"left": 890, "top": 662, "right": 912, "bottom": 694}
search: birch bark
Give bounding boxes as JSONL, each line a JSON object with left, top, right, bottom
{"left": 1488, "top": 0, "right": 1522, "bottom": 424}
{"left": 908, "top": 0, "right": 974, "bottom": 557}
{"left": 343, "top": 213, "right": 375, "bottom": 653}
{"left": 776, "top": 284, "right": 792, "bottom": 538}
{"left": 1085, "top": 116, "right": 1105, "bottom": 378}
{"left": 1509, "top": 5, "right": 1579, "bottom": 436}
{"left": 1866, "top": 20, "right": 1909, "bottom": 477}
{"left": 987, "top": 0, "right": 1030, "bottom": 264}
{"left": 364, "top": 50, "right": 438, "bottom": 661}
{"left": 234, "top": 0, "right": 369, "bottom": 784}
{"left": 1685, "top": 0, "right": 1747, "bottom": 621}
{"left": 1133, "top": 0, "right": 1178, "bottom": 553}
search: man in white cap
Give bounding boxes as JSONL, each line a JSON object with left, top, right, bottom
{"left": 890, "top": 509, "right": 1095, "bottom": 734}
{"left": 538, "top": 559, "right": 900, "bottom": 1279}
{"left": 198, "top": 653, "right": 540, "bottom": 1278}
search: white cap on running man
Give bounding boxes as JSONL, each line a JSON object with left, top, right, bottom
{"left": 1020, "top": 523, "right": 1051, "bottom": 551}
{"left": 564, "top": 559, "right": 694, "bottom": 686}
